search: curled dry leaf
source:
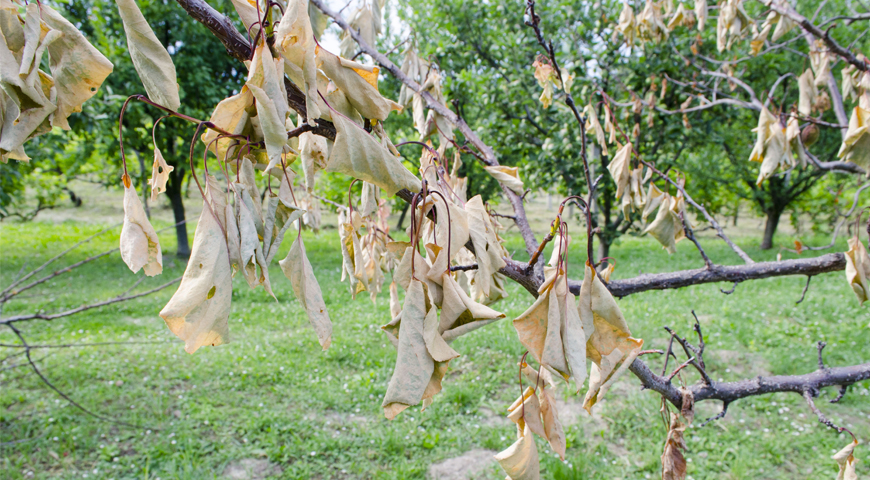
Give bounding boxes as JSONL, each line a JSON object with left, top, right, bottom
{"left": 494, "top": 424, "right": 540, "bottom": 480}
{"left": 148, "top": 148, "right": 174, "bottom": 202}
{"left": 513, "top": 269, "right": 571, "bottom": 380}
{"left": 439, "top": 273, "right": 504, "bottom": 343}
{"left": 832, "top": 440, "right": 859, "bottom": 480}
{"left": 41, "top": 4, "right": 113, "bottom": 130}
{"left": 484, "top": 165, "right": 525, "bottom": 195}
{"left": 583, "top": 104, "right": 609, "bottom": 156}
{"left": 300, "top": 130, "right": 328, "bottom": 192}
{"left": 694, "top": 0, "right": 707, "bottom": 31}
{"left": 115, "top": 0, "right": 180, "bottom": 111}
{"left": 661, "top": 412, "right": 688, "bottom": 480}
{"left": 280, "top": 235, "right": 333, "bottom": 350}
{"left": 837, "top": 98, "right": 870, "bottom": 174}
{"left": 539, "top": 387, "right": 566, "bottom": 460}
{"left": 608, "top": 142, "right": 632, "bottom": 199}
{"left": 798, "top": 69, "right": 817, "bottom": 117}
{"left": 382, "top": 279, "right": 435, "bottom": 420}
{"left": 507, "top": 386, "right": 547, "bottom": 439}
{"left": 160, "top": 175, "right": 232, "bottom": 354}
{"left": 316, "top": 47, "right": 401, "bottom": 121}
{"left": 642, "top": 193, "right": 682, "bottom": 254}
{"left": 615, "top": 2, "right": 636, "bottom": 46}
{"left": 248, "top": 84, "right": 289, "bottom": 173}
{"left": 202, "top": 87, "right": 252, "bottom": 160}
{"left": 845, "top": 235, "right": 870, "bottom": 305}
{"left": 275, "top": 0, "right": 321, "bottom": 121}
{"left": 327, "top": 113, "right": 421, "bottom": 195}
{"left": 120, "top": 176, "right": 163, "bottom": 277}
{"left": 579, "top": 262, "right": 643, "bottom": 412}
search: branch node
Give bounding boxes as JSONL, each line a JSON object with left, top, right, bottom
{"left": 817, "top": 341, "right": 827, "bottom": 371}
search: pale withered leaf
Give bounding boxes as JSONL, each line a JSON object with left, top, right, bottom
{"left": 539, "top": 387, "right": 566, "bottom": 460}
{"left": 149, "top": 148, "right": 174, "bottom": 202}
{"left": 642, "top": 193, "right": 681, "bottom": 253}
{"left": 359, "top": 181, "right": 380, "bottom": 218}
{"left": 115, "top": 0, "right": 180, "bottom": 111}
{"left": 225, "top": 203, "right": 242, "bottom": 276}
{"left": 202, "top": 87, "right": 252, "bottom": 159}
{"left": 798, "top": 69, "right": 817, "bottom": 117}
{"left": 494, "top": 424, "right": 541, "bottom": 480}
{"left": 615, "top": 1, "right": 637, "bottom": 45}
{"left": 316, "top": 47, "right": 402, "bottom": 121}
{"left": 484, "top": 165, "right": 525, "bottom": 195}
{"left": 439, "top": 273, "right": 505, "bottom": 342}
{"left": 507, "top": 386, "right": 547, "bottom": 439}
{"left": 583, "top": 104, "right": 609, "bottom": 156}
{"left": 608, "top": 142, "right": 632, "bottom": 199}
{"left": 579, "top": 262, "right": 643, "bottom": 412}
{"left": 299, "top": 131, "right": 328, "bottom": 191}
{"left": 41, "top": 5, "right": 113, "bottom": 130}
{"left": 120, "top": 177, "right": 163, "bottom": 276}
{"left": 845, "top": 235, "right": 870, "bottom": 305}
{"left": 327, "top": 112, "right": 422, "bottom": 195}
{"left": 280, "top": 235, "right": 333, "bottom": 350}
{"left": 837, "top": 99, "right": 870, "bottom": 173}
{"left": 555, "top": 272, "right": 588, "bottom": 392}
{"left": 248, "top": 84, "right": 288, "bottom": 173}
{"left": 160, "top": 175, "right": 232, "bottom": 354}
{"left": 832, "top": 440, "right": 859, "bottom": 480}
{"left": 382, "top": 279, "right": 435, "bottom": 419}
{"left": 274, "top": 0, "right": 320, "bottom": 121}
{"left": 695, "top": 0, "right": 707, "bottom": 31}
{"left": 513, "top": 270, "right": 571, "bottom": 379}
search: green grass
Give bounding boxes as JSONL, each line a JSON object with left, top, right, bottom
{"left": 1, "top": 214, "right": 868, "bottom": 480}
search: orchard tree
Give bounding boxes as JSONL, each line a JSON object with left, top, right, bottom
{"left": 1, "top": 0, "right": 869, "bottom": 478}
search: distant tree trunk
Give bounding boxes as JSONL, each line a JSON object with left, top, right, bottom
{"left": 761, "top": 207, "right": 782, "bottom": 250}
{"left": 163, "top": 135, "right": 189, "bottom": 258}
{"left": 165, "top": 167, "right": 190, "bottom": 258}
{"left": 396, "top": 202, "right": 408, "bottom": 231}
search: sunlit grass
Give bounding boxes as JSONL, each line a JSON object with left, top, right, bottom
{"left": 1, "top": 215, "right": 867, "bottom": 479}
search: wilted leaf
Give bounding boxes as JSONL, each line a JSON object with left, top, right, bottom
{"left": 120, "top": 176, "right": 163, "bottom": 277}
{"left": 280, "top": 235, "right": 333, "bottom": 350}
{"left": 642, "top": 193, "right": 681, "bottom": 253}
{"left": 439, "top": 273, "right": 504, "bottom": 342}
{"left": 275, "top": 0, "right": 321, "bottom": 121}
{"left": 115, "top": 0, "right": 180, "bottom": 111}
{"left": 248, "top": 84, "right": 289, "bottom": 173}
{"left": 316, "top": 47, "right": 401, "bottom": 121}
{"left": 845, "top": 235, "right": 870, "bottom": 305}
{"left": 148, "top": 148, "right": 174, "bottom": 201}
{"left": 837, "top": 100, "right": 870, "bottom": 173}
{"left": 833, "top": 440, "right": 859, "bottom": 480}
{"left": 507, "top": 386, "right": 547, "bottom": 439}
{"left": 798, "top": 69, "right": 817, "bottom": 116}
{"left": 160, "top": 175, "right": 232, "bottom": 354}
{"left": 494, "top": 424, "right": 540, "bottom": 480}
{"left": 299, "top": 131, "right": 328, "bottom": 191}
{"left": 202, "top": 88, "right": 253, "bottom": 159}
{"left": 539, "top": 387, "right": 566, "bottom": 460}
{"left": 382, "top": 279, "right": 435, "bottom": 419}
{"left": 579, "top": 262, "right": 643, "bottom": 412}
{"left": 327, "top": 112, "right": 421, "bottom": 195}
{"left": 41, "top": 4, "right": 113, "bottom": 130}
{"left": 608, "top": 142, "right": 632, "bottom": 199}
{"left": 484, "top": 165, "right": 525, "bottom": 195}
{"left": 513, "top": 269, "right": 571, "bottom": 379}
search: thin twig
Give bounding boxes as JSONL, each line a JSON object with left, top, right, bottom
{"left": 796, "top": 275, "right": 813, "bottom": 304}
{"left": 803, "top": 390, "right": 856, "bottom": 441}
{"left": 1, "top": 277, "right": 182, "bottom": 325}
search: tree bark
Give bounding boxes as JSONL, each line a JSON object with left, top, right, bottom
{"left": 761, "top": 207, "right": 782, "bottom": 250}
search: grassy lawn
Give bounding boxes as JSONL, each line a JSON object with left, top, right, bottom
{"left": 1, "top": 193, "right": 868, "bottom": 480}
